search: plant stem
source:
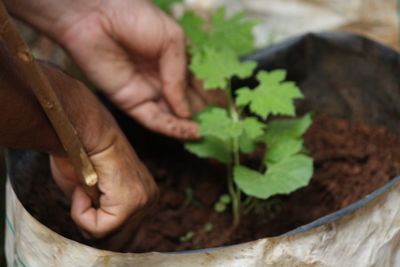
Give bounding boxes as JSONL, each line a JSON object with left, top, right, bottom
{"left": 244, "top": 197, "right": 258, "bottom": 214}
{"left": 244, "top": 195, "right": 253, "bottom": 206}
{"left": 226, "top": 81, "right": 242, "bottom": 228}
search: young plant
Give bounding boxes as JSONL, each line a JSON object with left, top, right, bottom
{"left": 179, "top": 231, "right": 194, "bottom": 242}
{"left": 214, "top": 194, "right": 231, "bottom": 213}
{"left": 153, "top": 1, "right": 314, "bottom": 227}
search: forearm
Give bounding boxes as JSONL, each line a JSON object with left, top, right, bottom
{"left": 0, "top": 42, "right": 63, "bottom": 154}
{"left": 0, "top": 42, "right": 116, "bottom": 156}
{"left": 3, "top": 0, "right": 103, "bottom": 41}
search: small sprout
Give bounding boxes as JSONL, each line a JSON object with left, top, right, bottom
{"left": 179, "top": 231, "right": 194, "bottom": 242}
{"left": 181, "top": 187, "right": 201, "bottom": 208}
{"left": 214, "top": 202, "right": 226, "bottom": 213}
{"left": 204, "top": 223, "right": 213, "bottom": 232}
{"left": 219, "top": 194, "right": 231, "bottom": 204}
{"left": 214, "top": 194, "right": 231, "bottom": 213}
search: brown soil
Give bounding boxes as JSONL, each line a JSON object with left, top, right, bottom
{"left": 25, "top": 115, "right": 400, "bottom": 252}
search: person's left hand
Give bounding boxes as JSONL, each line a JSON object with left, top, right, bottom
{"left": 54, "top": 0, "right": 199, "bottom": 139}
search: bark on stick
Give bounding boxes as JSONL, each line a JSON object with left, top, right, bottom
{"left": 0, "top": 1, "right": 100, "bottom": 205}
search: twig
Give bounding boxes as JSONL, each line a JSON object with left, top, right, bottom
{"left": 0, "top": 2, "right": 100, "bottom": 206}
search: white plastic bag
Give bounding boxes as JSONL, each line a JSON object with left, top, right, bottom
{"left": 5, "top": 175, "right": 400, "bottom": 266}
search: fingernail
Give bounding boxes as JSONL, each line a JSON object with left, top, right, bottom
{"left": 186, "top": 123, "right": 200, "bottom": 140}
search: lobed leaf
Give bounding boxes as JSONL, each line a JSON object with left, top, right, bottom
{"left": 239, "top": 133, "right": 258, "bottom": 154}
{"left": 179, "top": 11, "right": 206, "bottom": 49}
{"left": 190, "top": 47, "right": 256, "bottom": 89}
{"left": 264, "top": 113, "right": 313, "bottom": 142}
{"left": 197, "top": 106, "right": 242, "bottom": 140}
{"left": 241, "top": 117, "right": 265, "bottom": 139}
{"left": 180, "top": 8, "right": 258, "bottom": 56}
{"left": 262, "top": 113, "right": 312, "bottom": 163}
{"left": 207, "top": 8, "right": 259, "bottom": 56}
{"left": 237, "top": 117, "right": 265, "bottom": 153}
{"left": 185, "top": 135, "right": 231, "bottom": 164}
{"left": 265, "top": 138, "right": 303, "bottom": 163}
{"left": 236, "top": 70, "right": 303, "bottom": 119}
{"left": 234, "top": 154, "right": 313, "bottom": 199}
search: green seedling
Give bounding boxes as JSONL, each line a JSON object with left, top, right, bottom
{"left": 214, "top": 202, "right": 226, "bottom": 213}
{"left": 204, "top": 223, "right": 213, "bottom": 232}
{"left": 213, "top": 194, "right": 232, "bottom": 212}
{"left": 152, "top": 1, "right": 314, "bottom": 227}
{"left": 179, "top": 231, "right": 194, "bottom": 242}
{"left": 181, "top": 8, "right": 313, "bottom": 227}
{"left": 219, "top": 194, "right": 231, "bottom": 204}
{"left": 181, "top": 187, "right": 201, "bottom": 208}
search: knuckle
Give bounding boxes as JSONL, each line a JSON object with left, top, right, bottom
{"left": 132, "top": 178, "right": 159, "bottom": 210}
{"left": 171, "top": 24, "right": 185, "bottom": 40}
{"left": 166, "top": 24, "right": 185, "bottom": 49}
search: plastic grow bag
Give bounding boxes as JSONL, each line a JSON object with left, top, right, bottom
{"left": 5, "top": 32, "right": 400, "bottom": 266}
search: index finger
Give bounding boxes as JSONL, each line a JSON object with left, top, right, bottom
{"left": 159, "top": 24, "right": 191, "bottom": 118}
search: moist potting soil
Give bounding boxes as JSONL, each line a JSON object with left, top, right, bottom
{"left": 23, "top": 114, "right": 400, "bottom": 252}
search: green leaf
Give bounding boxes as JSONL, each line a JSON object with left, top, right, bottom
{"left": 262, "top": 114, "right": 312, "bottom": 163}
{"left": 208, "top": 8, "right": 259, "bottom": 56}
{"left": 241, "top": 117, "right": 265, "bottom": 139}
{"left": 266, "top": 138, "right": 303, "bottom": 163}
{"left": 214, "top": 202, "right": 227, "bottom": 213}
{"left": 197, "top": 107, "right": 265, "bottom": 142}
{"left": 267, "top": 154, "right": 313, "bottom": 193}
{"left": 191, "top": 105, "right": 220, "bottom": 122}
{"left": 197, "top": 107, "right": 242, "bottom": 140}
{"left": 259, "top": 69, "right": 286, "bottom": 85}
{"left": 237, "top": 117, "right": 265, "bottom": 154}
{"left": 179, "top": 231, "right": 194, "bottom": 242}
{"left": 234, "top": 155, "right": 313, "bottom": 199}
{"left": 185, "top": 136, "right": 231, "bottom": 163}
{"left": 239, "top": 133, "right": 257, "bottom": 154}
{"left": 152, "top": 0, "right": 183, "bottom": 13}
{"left": 204, "top": 223, "right": 213, "bottom": 232}
{"left": 181, "top": 8, "right": 258, "bottom": 56}
{"left": 190, "top": 47, "right": 257, "bottom": 89}
{"left": 219, "top": 194, "right": 232, "bottom": 204}
{"left": 179, "top": 12, "right": 206, "bottom": 47}
{"left": 264, "top": 113, "right": 313, "bottom": 142}
{"left": 236, "top": 70, "right": 304, "bottom": 119}
{"left": 235, "top": 86, "right": 253, "bottom": 106}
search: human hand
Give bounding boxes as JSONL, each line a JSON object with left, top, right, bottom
{"left": 54, "top": 0, "right": 199, "bottom": 139}
{"left": 42, "top": 65, "right": 158, "bottom": 239}
{"left": 4, "top": 0, "right": 231, "bottom": 139}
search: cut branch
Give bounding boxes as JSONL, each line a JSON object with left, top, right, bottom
{"left": 0, "top": 1, "right": 100, "bottom": 206}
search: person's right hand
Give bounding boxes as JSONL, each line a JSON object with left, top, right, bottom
{"left": 41, "top": 65, "right": 158, "bottom": 241}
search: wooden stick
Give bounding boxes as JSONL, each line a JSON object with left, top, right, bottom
{"left": 0, "top": 2, "right": 100, "bottom": 206}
